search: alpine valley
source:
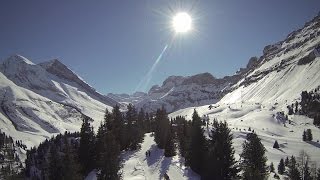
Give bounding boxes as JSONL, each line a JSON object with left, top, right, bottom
{"left": 1, "top": 12, "right": 320, "bottom": 180}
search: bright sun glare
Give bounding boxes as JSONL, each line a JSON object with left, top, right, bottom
{"left": 172, "top": 12, "right": 192, "bottom": 33}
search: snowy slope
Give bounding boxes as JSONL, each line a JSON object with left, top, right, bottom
{"left": 169, "top": 15, "right": 320, "bottom": 178}
{"left": 0, "top": 55, "right": 114, "bottom": 148}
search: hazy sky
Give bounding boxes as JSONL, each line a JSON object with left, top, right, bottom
{"left": 1, "top": 1, "right": 319, "bottom": 94}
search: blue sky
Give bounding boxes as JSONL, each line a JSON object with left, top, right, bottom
{"left": 1, "top": 1, "right": 319, "bottom": 94}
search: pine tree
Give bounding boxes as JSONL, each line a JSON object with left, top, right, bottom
{"left": 306, "top": 129, "right": 313, "bottom": 141}
{"left": 278, "top": 158, "right": 285, "bottom": 175}
{"left": 164, "top": 127, "right": 176, "bottom": 157}
{"left": 204, "top": 120, "right": 239, "bottom": 179}
{"left": 96, "top": 121, "right": 107, "bottom": 169}
{"left": 303, "top": 130, "right": 307, "bottom": 141}
{"left": 79, "top": 115, "right": 95, "bottom": 174}
{"left": 176, "top": 116, "right": 191, "bottom": 158}
{"left": 287, "top": 156, "right": 301, "bottom": 180}
{"left": 48, "top": 145, "right": 63, "bottom": 180}
{"left": 270, "top": 162, "right": 275, "bottom": 173}
{"left": 285, "top": 156, "right": 289, "bottom": 166}
{"left": 273, "top": 140, "right": 279, "bottom": 149}
{"left": 62, "top": 137, "right": 82, "bottom": 180}
{"left": 112, "top": 105, "right": 126, "bottom": 150}
{"left": 154, "top": 108, "right": 170, "bottom": 149}
{"left": 302, "top": 161, "right": 312, "bottom": 180}
{"left": 187, "top": 109, "right": 207, "bottom": 175}
{"left": 98, "top": 131, "right": 121, "bottom": 180}
{"left": 240, "top": 133, "right": 268, "bottom": 179}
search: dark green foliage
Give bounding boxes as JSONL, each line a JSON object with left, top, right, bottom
{"left": 187, "top": 109, "right": 207, "bottom": 174}
{"left": 0, "top": 130, "right": 24, "bottom": 178}
{"left": 48, "top": 145, "right": 63, "bottom": 180}
{"left": 287, "top": 156, "right": 301, "bottom": 180}
{"left": 314, "top": 114, "right": 320, "bottom": 127}
{"left": 62, "top": 137, "right": 82, "bottom": 180}
{"left": 154, "top": 107, "right": 170, "bottom": 149}
{"left": 175, "top": 116, "right": 191, "bottom": 158}
{"left": 302, "top": 161, "right": 312, "bottom": 180}
{"left": 270, "top": 162, "right": 274, "bottom": 173}
{"left": 79, "top": 116, "right": 95, "bottom": 174}
{"left": 285, "top": 156, "right": 289, "bottom": 166}
{"left": 203, "top": 119, "right": 239, "bottom": 179}
{"left": 125, "top": 104, "right": 143, "bottom": 150}
{"left": 303, "top": 130, "right": 307, "bottom": 141}
{"left": 164, "top": 127, "right": 176, "bottom": 157}
{"left": 111, "top": 105, "right": 126, "bottom": 150}
{"left": 278, "top": 158, "right": 285, "bottom": 175}
{"left": 273, "top": 140, "right": 279, "bottom": 149}
{"left": 240, "top": 133, "right": 268, "bottom": 180}
{"left": 98, "top": 131, "right": 121, "bottom": 180}
{"left": 306, "top": 129, "right": 313, "bottom": 141}
{"left": 300, "top": 90, "right": 320, "bottom": 117}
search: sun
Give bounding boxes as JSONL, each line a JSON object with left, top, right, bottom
{"left": 172, "top": 12, "right": 192, "bottom": 33}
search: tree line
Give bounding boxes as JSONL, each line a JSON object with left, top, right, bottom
{"left": 22, "top": 105, "right": 320, "bottom": 180}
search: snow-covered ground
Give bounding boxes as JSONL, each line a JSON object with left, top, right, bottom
{"left": 85, "top": 133, "right": 200, "bottom": 180}
{"left": 170, "top": 102, "right": 320, "bottom": 178}
{"left": 121, "top": 133, "right": 199, "bottom": 180}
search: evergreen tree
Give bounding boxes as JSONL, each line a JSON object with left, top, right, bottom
{"left": 126, "top": 104, "right": 143, "bottom": 150}
{"left": 62, "top": 137, "right": 82, "bottom": 180}
{"left": 154, "top": 107, "right": 170, "bottom": 149}
{"left": 187, "top": 109, "right": 207, "bottom": 175}
{"left": 48, "top": 145, "right": 63, "bottom": 180}
{"left": 273, "top": 140, "right": 279, "bottom": 149}
{"left": 204, "top": 120, "right": 238, "bottom": 179}
{"left": 287, "top": 156, "right": 301, "bottom": 180}
{"left": 112, "top": 105, "right": 126, "bottom": 150}
{"left": 303, "top": 130, "right": 307, "bottom": 141}
{"left": 164, "top": 126, "right": 176, "bottom": 157}
{"left": 96, "top": 121, "right": 107, "bottom": 169}
{"left": 137, "top": 108, "right": 146, "bottom": 132}
{"left": 306, "top": 129, "right": 313, "bottom": 141}
{"left": 270, "top": 162, "right": 275, "bottom": 173}
{"left": 176, "top": 116, "right": 191, "bottom": 158}
{"left": 278, "top": 158, "right": 285, "bottom": 175}
{"left": 285, "top": 156, "right": 289, "bottom": 166}
{"left": 79, "top": 116, "right": 95, "bottom": 174}
{"left": 240, "top": 133, "right": 268, "bottom": 179}
{"left": 98, "top": 131, "right": 121, "bottom": 180}
{"left": 96, "top": 111, "right": 122, "bottom": 180}
{"left": 302, "top": 161, "right": 312, "bottom": 180}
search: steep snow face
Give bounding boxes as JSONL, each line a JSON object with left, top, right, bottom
{"left": 169, "top": 15, "right": 320, "bottom": 172}
{"left": 39, "top": 59, "right": 118, "bottom": 106}
{"left": 0, "top": 56, "right": 113, "bottom": 148}
{"left": 222, "top": 15, "right": 320, "bottom": 105}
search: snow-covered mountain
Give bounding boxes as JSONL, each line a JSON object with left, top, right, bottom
{"left": 170, "top": 14, "right": 320, "bottom": 173}
{"left": 0, "top": 55, "right": 117, "bottom": 148}
{"left": 108, "top": 71, "right": 252, "bottom": 112}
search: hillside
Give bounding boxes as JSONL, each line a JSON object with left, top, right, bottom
{"left": 169, "top": 14, "right": 320, "bottom": 177}
{"left": 0, "top": 55, "right": 115, "bottom": 149}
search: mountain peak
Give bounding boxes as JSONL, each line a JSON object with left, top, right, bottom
{"left": 4, "top": 54, "right": 35, "bottom": 65}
